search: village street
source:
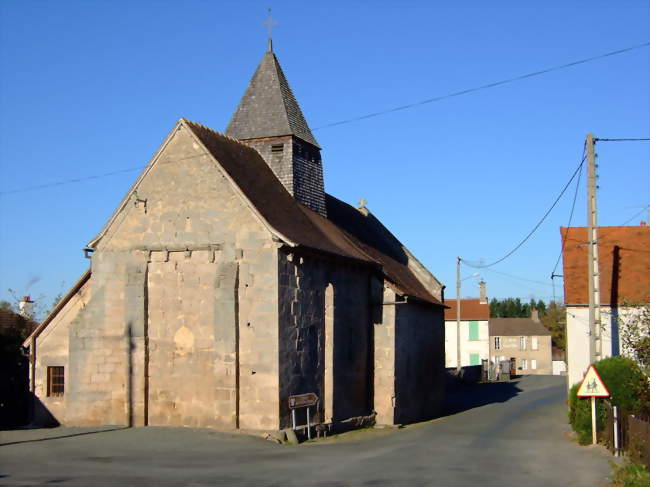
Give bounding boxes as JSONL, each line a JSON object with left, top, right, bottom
{"left": 0, "top": 376, "right": 613, "bottom": 487}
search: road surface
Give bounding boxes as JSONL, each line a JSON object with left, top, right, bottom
{"left": 0, "top": 375, "right": 613, "bottom": 486}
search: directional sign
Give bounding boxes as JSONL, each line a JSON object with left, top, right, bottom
{"left": 288, "top": 393, "right": 318, "bottom": 409}
{"left": 577, "top": 365, "right": 610, "bottom": 397}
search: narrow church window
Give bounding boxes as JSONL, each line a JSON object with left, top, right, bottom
{"left": 47, "top": 366, "right": 65, "bottom": 397}
{"left": 271, "top": 144, "right": 284, "bottom": 153}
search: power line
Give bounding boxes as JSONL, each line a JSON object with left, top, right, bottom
{"left": 620, "top": 205, "right": 649, "bottom": 226}
{"left": 551, "top": 143, "right": 586, "bottom": 278}
{"left": 0, "top": 153, "right": 208, "bottom": 196}
{"left": 480, "top": 267, "right": 554, "bottom": 288}
{"left": 2, "top": 43, "right": 648, "bottom": 196}
{"left": 314, "top": 41, "right": 650, "bottom": 130}
{"left": 595, "top": 138, "right": 650, "bottom": 142}
{"left": 462, "top": 156, "right": 586, "bottom": 270}
{"left": 0, "top": 166, "right": 144, "bottom": 195}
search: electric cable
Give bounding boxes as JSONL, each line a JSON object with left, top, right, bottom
{"left": 620, "top": 205, "right": 650, "bottom": 226}
{"left": 594, "top": 138, "right": 650, "bottom": 142}
{"left": 480, "top": 267, "right": 554, "bottom": 288}
{"left": 551, "top": 143, "right": 586, "bottom": 278}
{"left": 462, "top": 154, "right": 586, "bottom": 269}
{"left": 314, "top": 42, "right": 650, "bottom": 130}
{"left": 2, "top": 43, "right": 648, "bottom": 196}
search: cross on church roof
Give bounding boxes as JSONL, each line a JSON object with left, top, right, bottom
{"left": 262, "top": 9, "right": 278, "bottom": 52}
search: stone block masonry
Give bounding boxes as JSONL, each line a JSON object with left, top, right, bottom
{"left": 277, "top": 250, "right": 375, "bottom": 430}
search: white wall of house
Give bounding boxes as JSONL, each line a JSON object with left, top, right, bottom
{"left": 444, "top": 319, "right": 489, "bottom": 368}
{"left": 566, "top": 306, "right": 641, "bottom": 388}
{"left": 552, "top": 361, "right": 567, "bottom": 375}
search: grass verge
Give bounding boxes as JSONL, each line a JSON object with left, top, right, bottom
{"left": 610, "top": 460, "right": 650, "bottom": 487}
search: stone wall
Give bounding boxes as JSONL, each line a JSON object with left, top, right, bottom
{"left": 32, "top": 279, "right": 91, "bottom": 425}
{"left": 374, "top": 287, "right": 396, "bottom": 426}
{"left": 394, "top": 301, "right": 445, "bottom": 424}
{"left": 277, "top": 250, "right": 375, "bottom": 430}
{"left": 35, "top": 124, "right": 280, "bottom": 430}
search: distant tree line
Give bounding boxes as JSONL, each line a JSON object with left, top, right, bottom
{"left": 489, "top": 297, "right": 547, "bottom": 318}
{"left": 489, "top": 298, "right": 566, "bottom": 350}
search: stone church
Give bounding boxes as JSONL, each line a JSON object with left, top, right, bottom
{"left": 25, "top": 44, "right": 447, "bottom": 434}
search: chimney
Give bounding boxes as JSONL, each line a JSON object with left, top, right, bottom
{"left": 19, "top": 295, "right": 35, "bottom": 318}
{"left": 531, "top": 307, "right": 540, "bottom": 323}
{"left": 479, "top": 281, "right": 487, "bottom": 304}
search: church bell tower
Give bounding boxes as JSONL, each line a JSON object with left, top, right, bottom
{"left": 225, "top": 43, "right": 326, "bottom": 217}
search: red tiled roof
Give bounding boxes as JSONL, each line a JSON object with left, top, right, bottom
{"left": 561, "top": 226, "right": 650, "bottom": 305}
{"left": 444, "top": 298, "right": 489, "bottom": 320}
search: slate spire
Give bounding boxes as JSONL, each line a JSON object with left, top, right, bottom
{"left": 226, "top": 49, "right": 326, "bottom": 216}
{"left": 226, "top": 51, "right": 319, "bottom": 148}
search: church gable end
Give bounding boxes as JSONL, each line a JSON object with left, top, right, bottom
{"left": 94, "top": 123, "right": 273, "bottom": 251}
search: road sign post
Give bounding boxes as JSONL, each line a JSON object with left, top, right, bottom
{"left": 577, "top": 365, "right": 610, "bottom": 445}
{"left": 288, "top": 393, "right": 319, "bottom": 440}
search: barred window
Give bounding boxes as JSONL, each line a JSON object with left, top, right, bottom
{"left": 47, "top": 366, "right": 65, "bottom": 397}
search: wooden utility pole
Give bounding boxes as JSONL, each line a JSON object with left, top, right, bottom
{"left": 586, "top": 133, "right": 602, "bottom": 363}
{"left": 456, "top": 257, "right": 462, "bottom": 374}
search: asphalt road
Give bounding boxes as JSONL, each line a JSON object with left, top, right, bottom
{"left": 0, "top": 375, "right": 614, "bottom": 486}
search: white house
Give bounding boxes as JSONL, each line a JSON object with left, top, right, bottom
{"left": 444, "top": 284, "right": 490, "bottom": 368}
{"left": 562, "top": 225, "right": 650, "bottom": 388}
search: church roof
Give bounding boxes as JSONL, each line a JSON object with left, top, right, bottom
{"left": 325, "top": 194, "right": 443, "bottom": 306}
{"left": 86, "top": 118, "right": 442, "bottom": 307}
{"left": 225, "top": 50, "right": 320, "bottom": 148}
{"left": 185, "top": 120, "right": 368, "bottom": 263}
{"left": 187, "top": 121, "right": 442, "bottom": 306}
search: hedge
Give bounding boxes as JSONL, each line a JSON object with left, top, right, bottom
{"left": 568, "top": 356, "right": 649, "bottom": 444}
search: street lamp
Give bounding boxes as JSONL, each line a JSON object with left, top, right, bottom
{"left": 456, "top": 257, "right": 480, "bottom": 374}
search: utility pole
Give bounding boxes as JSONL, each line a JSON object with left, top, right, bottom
{"left": 456, "top": 257, "right": 462, "bottom": 374}
{"left": 586, "top": 133, "right": 602, "bottom": 363}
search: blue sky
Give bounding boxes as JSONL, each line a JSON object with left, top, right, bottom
{"left": 1, "top": 1, "right": 649, "bottom": 312}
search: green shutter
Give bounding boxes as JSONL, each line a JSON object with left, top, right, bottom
{"left": 470, "top": 353, "right": 480, "bottom": 366}
{"left": 469, "top": 321, "right": 479, "bottom": 341}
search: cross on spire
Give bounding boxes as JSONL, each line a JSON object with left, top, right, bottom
{"left": 262, "top": 8, "right": 278, "bottom": 52}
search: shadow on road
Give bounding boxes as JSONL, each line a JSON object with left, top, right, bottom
{"left": 0, "top": 426, "right": 128, "bottom": 447}
{"left": 444, "top": 380, "right": 523, "bottom": 415}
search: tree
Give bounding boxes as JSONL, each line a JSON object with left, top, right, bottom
{"left": 615, "top": 303, "right": 650, "bottom": 375}
{"left": 541, "top": 301, "right": 566, "bottom": 350}
{"left": 489, "top": 297, "right": 544, "bottom": 318}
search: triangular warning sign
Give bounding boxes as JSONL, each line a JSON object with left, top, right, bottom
{"left": 577, "top": 365, "right": 610, "bottom": 397}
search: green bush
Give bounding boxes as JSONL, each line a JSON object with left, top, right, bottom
{"left": 568, "top": 356, "right": 650, "bottom": 445}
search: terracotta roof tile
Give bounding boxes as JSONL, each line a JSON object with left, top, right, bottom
{"left": 443, "top": 298, "right": 489, "bottom": 320}
{"left": 561, "top": 226, "right": 650, "bottom": 305}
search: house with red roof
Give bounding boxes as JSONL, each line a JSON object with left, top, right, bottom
{"left": 444, "top": 282, "right": 490, "bottom": 368}
{"left": 561, "top": 225, "right": 650, "bottom": 387}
